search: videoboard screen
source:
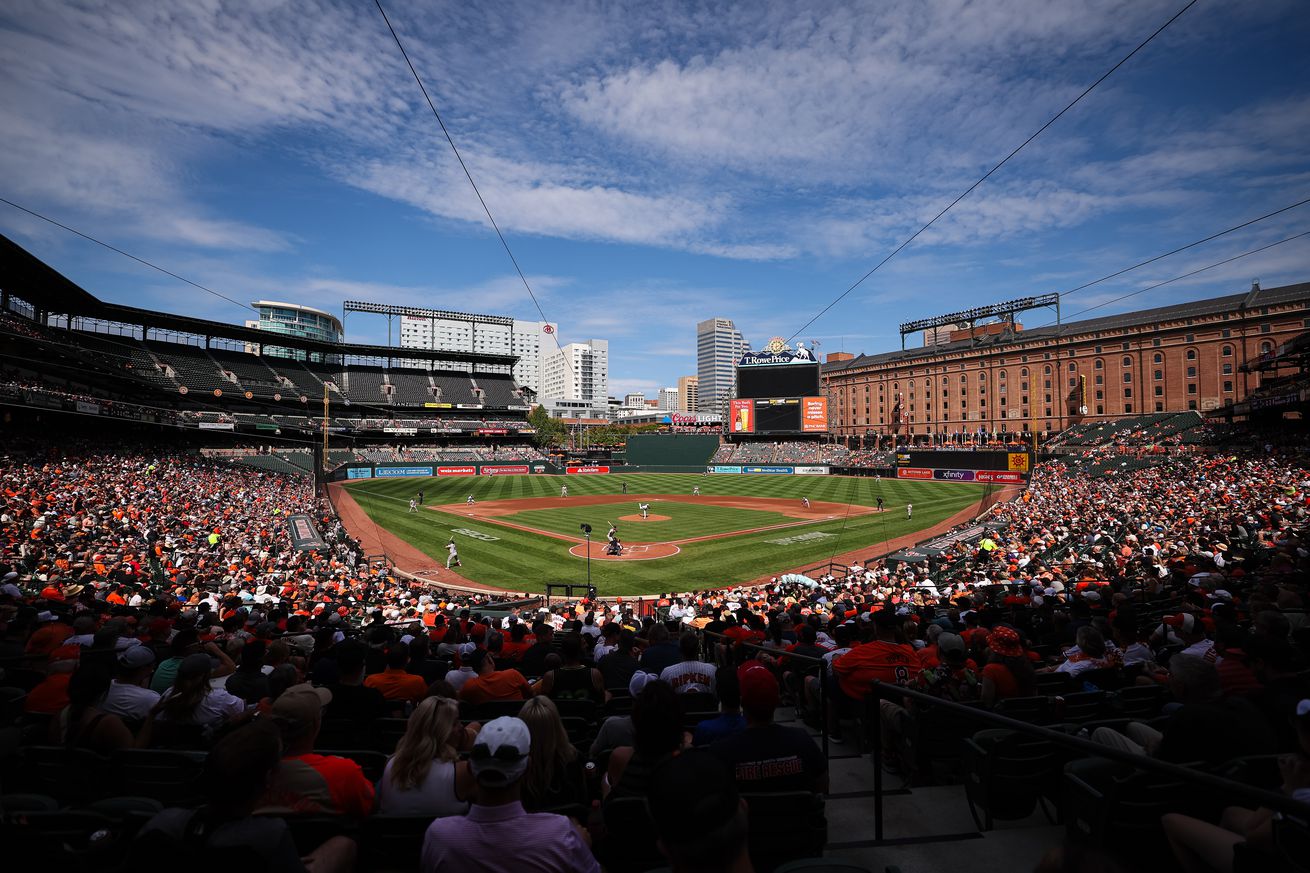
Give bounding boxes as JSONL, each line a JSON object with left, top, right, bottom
{"left": 729, "top": 396, "right": 827, "bottom": 434}
{"left": 737, "top": 362, "right": 820, "bottom": 399}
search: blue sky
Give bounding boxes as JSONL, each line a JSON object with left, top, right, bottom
{"left": 2, "top": 0, "right": 1308, "bottom": 399}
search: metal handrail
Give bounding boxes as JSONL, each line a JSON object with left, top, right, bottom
{"left": 866, "top": 680, "right": 1310, "bottom": 842}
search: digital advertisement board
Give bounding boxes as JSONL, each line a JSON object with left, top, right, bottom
{"left": 801, "top": 396, "right": 828, "bottom": 432}
{"left": 375, "top": 466, "right": 433, "bottom": 478}
{"left": 729, "top": 398, "right": 755, "bottom": 434}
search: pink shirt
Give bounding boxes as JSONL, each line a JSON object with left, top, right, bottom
{"left": 421, "top": 801, "right": 599, "bottom": 872}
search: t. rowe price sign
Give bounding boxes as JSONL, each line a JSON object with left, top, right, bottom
{"left": 897, "top": 467, "right": 933, "bottom": 480}
{"left": 566, "top": 465, "right": 610, "bottom": 475}
{"left": 933, "top": 469, "right": 977, "bottom": 482}
{"left": 480, "top": 464, "right": 529, "bottom": 476}
{"left": 436, "top": 466, "right": 477, "bottom": 477}
{"left": 976, "top": 470, "right": 1026, "bottom": 484}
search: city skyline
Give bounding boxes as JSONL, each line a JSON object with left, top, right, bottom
{"left": 2, "top": 1, "right": 1308, "bottom": 400}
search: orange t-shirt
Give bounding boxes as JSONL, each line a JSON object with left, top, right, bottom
{"left": 458, "top": 670, "right": 532, "bottom": 705}
{"left": 363, "top": 668, "right": 428, "bottom": 703}
{"left": 833, "top": 640, "right": 920, "bottom": 699}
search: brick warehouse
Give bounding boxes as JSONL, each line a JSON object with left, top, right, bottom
{"left": 819, "top": 281, "right": 1310, "bottom": 439}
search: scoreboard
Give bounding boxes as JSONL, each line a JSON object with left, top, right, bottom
{"left": 895, "top": 450, "right": 1032, "bottom": 484}
{"left": 738, "top": 363, "right": 820, "bottom": 399}
{"left": 729, "top": 396, "right": 828, "bottom": 434}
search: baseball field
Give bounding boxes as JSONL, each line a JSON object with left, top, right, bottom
{"left": 340, "top": 473, "right": 990, "bottom": 596}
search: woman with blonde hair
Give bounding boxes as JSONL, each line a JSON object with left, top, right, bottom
{"left": 377, "top": 697, "right": 474, "bottom": 816}
{"left": 518, "top": 696, "right": 587, "bottom": 811}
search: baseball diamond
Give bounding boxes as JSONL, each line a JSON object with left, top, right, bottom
{"left": 334, "top": 472, "right": 999, "bottom": 596}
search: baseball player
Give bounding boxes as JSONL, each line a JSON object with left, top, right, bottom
{"left": 466, "top": 494, "right": 475, "bottom": 506}
{"left": 621, "top": 481, "right": 628, "bottom": 494}
{"left": 445, "top": 538, "right": 460, "bottom": 569}
{"left": 692, "top": 485, "right": 700, "bottom": 496}
{"left": 802, "top": 497, "right": 810, "bottom": 510}
{"left": 408, "top": 498, "right": 418, "bottom": 513}
{"left": 906, "top": 503, "right": 913, "bottom": 520}
{"left": 608, "top": 521, "right": 618, "bottom": 540}
{"left": 561, "top": 484, "right": 569, "bottom": 498}
{"left": 417, "top": 489, "right": 424, "bottom": 503}
{"left": 639, "top": 502, "right": 650, "bottom": 520}
{"left": 876, "top": 496, "right": 885, "bottom": 512}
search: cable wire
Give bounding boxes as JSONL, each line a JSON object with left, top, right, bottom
{"left": 0, "top": 197, "right": 258, "bottom": 315}
{"left": 786, "top": 0, "right": 1201, "bottom": 342}
{"left": 370, "top": 0, "right": 575, "bottom": 381}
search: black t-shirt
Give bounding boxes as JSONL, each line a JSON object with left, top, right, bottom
{"left": 709, "top": 724, "right": 827, "bottom": 792}
{"left": 1156, "top": 698, "right": 1276, "bottom": 764}
{"left": 599, "top": 652, "right": 639, "bottom": 690}
{"left": 638, "top": 642, "right": 680, "bottom": 676}
{"left": 519, "top": 642, "right": 554, "bottom": 678}
{"left": 324, "top": 682, "right": 386, "bottom": 723}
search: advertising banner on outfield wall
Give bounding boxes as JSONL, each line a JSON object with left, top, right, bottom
{"left": 792, "top": 466, "right": 829, "bottom": 475}
{"left": 934, "top": 469, "right": 976, "bottom": 482}
{"left": 743, "top": 466, "right": 794, "bottom": 474}
{"left": 566, "top": 465, "right": 611, "bottom": 475}
{"left": 801, "top": 397, "right": 828, "bottom": 432}
{"left": 729, "top": 398, "right": 755, "bottom": 434}
{"left": 976, "top": 471, "right": 1026, "bottom": 484}
{"left": 480, "top": 465, "right": 529, "bottom": 476}
{"left": 346, "top": 468, "right": 374, "bottom": 479}
{"left": 375, "top": 466, "right": 434, "bottom": 478}
{"left": 436, "top": 466, "right": 476, "bottom": 476}
{"left": 711, "top": 465, "right": 742, "bottom": 474}
{"left": 897, "top": 467, "right": 933, "bottom": 480}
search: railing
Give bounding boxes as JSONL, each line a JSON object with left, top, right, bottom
{"left": 865, "top": 680, "right": 1310, "bottom": 844}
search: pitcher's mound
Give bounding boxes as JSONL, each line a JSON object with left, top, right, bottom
{"left": 618, "top": 513, "right": 670, "bottom": 522}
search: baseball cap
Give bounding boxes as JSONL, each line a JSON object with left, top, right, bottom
{"left": 458, "top": 641, "right": 478, "bottom": 658}
{"left": 937, "top": 632, "right": 966, "bottom": 658}
{"left": 738, "top": 664, "right": 779, "bottom": 715}
{"left": 118, "top": 646, "right": 156, "bottom": 670}
{"left": 177, "top": 653, "right": 213, "bottom": 679}
{"left": 628, "top": 671, "right": 659, "bottom": 697}
{"left": 270, "top": 683, "right": 332, "bottom": 738}
{"left": 470, "top": 716, "right": 531, "bottom": 787}
{"left": 1164, "top": 613, "right": 1199, "bottom": 634}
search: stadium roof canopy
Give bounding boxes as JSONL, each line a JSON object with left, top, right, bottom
{"left": 0, "top": 234, "right": 516, "bottom": 367}
{"left": 822, "top": 281, "right": 1310, "bottom": 374}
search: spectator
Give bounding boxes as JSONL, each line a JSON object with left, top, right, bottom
{"left": 659, "top": 632, "right": 716, "bottom": 694}
{"left": 606, "top": 680, "right": 687, "bottom": 800}
{"left": 459, "top": 649, "right": 533, "bottom": 705}
{"left": 518, "top": 696, "right": 587, "bottom": 811}
{"left": 648, "top": 748, "right": 751, "bottom": 873}
{"left": 260, "top": 684, "right": 376, "bottom": 818}
{"left": 50, "top": 664, "right": 133, "bottom": 752}
{"left": 693, "top": 665, "right": 746, "bottom": 746}
{"left": 533, "top": 634, "right": 606, "bottom": 704}
{"left": 136, "top": 722, "right": 356, "bottom": 873}
{"left": 225, "top": 639, "right": 270, "bottom": 705}
{"left": 145, "top": 653, "right": 246, "bottom": 742}
{"left": 639, "top": 623, "right": 681, "bottom": 675}
{"left": 1049, "top": 626, "right": 1120, "bottom": 676}
{"left": 377, "top": 696, "right": 474, "bottom": 817}
{"left": 102, "top": 645, "right": 161, "bottom": 722}
{"left": 598, "top": 630, "right": 640, "bottom": 690}
{"left": 365, "top": 642, "right": 428, "bottom": 704}
{"left": 445, "top": 641, "right": 479, "bottom": 693}
{"left": 518, "top": 622, "right": 555, "bottom": 677}
{"left": 709, "top": 664, "right": 828, "bottom": 794}
{"left": 420, "top": 716, "right": 600, "bottom": 873}
{"left": 980, "top": 626, "right": 1038, "bottom": 706}
{"left": 590, "top": 671, "right": 656, "bottom": 758}
{"left": 323, "top": 640, "right": 387, "bottom": 724}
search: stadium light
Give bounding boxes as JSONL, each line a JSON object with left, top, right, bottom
{"left": 897, "top": 293, "right": 1060, "bottom": 349}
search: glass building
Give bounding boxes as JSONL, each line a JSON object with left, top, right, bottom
{"left": 248, "top": 301, "right": 344, "bottom": 361}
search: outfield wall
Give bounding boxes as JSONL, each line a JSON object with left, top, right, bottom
{"left": 624, "top": 433, "right": 720, "bottom": 466}
{"left": 707, "top": 465, "right": 830, "bottom": 475}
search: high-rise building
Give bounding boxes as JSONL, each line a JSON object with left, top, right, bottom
{"left": 696, "top": 319, "right": 749, "bottom": 414}
{"left": 542, "top": 339, "right": 609, "bottom": 405}
{"left": 658, "top": 387, "right": 679, "bottom": 410}
{"left": 396, "top": 309, "right": 557, "bottom": 394}
{"left": 623, "top": 392, "right": 647, "bottom": 408}
{"left": 677, "top": 375, "right": 699, "bottom": 412}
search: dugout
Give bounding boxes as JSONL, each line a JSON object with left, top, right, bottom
{"left": 624, "top": 433, "right": 719, "bottom": 466}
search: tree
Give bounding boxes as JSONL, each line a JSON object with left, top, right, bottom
{"left": 526, "top": 405, "right": 566, "bottom": 448}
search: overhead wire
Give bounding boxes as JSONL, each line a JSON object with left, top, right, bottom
{"left": 785, "top": 0, "right": 1201, "bottom": 343}
{"left": 369, "top": 0, "right": 576, "bottom": 383}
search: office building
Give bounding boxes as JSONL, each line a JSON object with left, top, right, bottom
{"left": 397, "top": 308, "right": 557, "bottom": 394}
{"left": 696, "top": 318, "right": 749, "bottom": 414}
{"left": 542, "top": 338, "right": 609, "bottom": 405}
{"left": 677, "top": 375, "right": 699, "bottom": 412}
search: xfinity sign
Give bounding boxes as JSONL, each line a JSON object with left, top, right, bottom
{"left": 933, "top": 469, "right": 976, "bottom": 482}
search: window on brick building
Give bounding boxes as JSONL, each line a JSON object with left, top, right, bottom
{"left": 1222, "top": 345, "right": 1232, "bottom": 357}
{"left": 1153, "top": 353, "right": 1163, "bottom": 364}
{"left": 1261, "top": 342, "right": 1273, "bottom": 354}
{"left": 1153, "top": 338, "right": 1161, "bottom": 347}
{"left": 1188, "top": 400, "right": 1197, "bottom": 410}
{"left": 1094, "top": 345, "right": 1102, "bottom": 354}
{"left": 1124, "top": 403, "right": 1133, "bottom": 413}
{"left": 1186, "top": 334, "right": 1195, "bottom": 343}
{"left": 1154, "top": 386, "right": 1163, "bottom": 396}
{"left": 1095, "top": 374, "right": 1103, "bottom": 385}
{"left": 1121, "top": 356, "right": 1131, "bottom": 367}
{"left": 1222, "top": 363, "right": 1232, "bottom": 375}
{"left": 1223, "top": 381, "right": 1233, "bottom": 392}
{"left": 1222, "top": 329, "right": 1231, "bottom": 339}
{"left": 1187, "top": 366, "right": 1196, "bottom": 378}
{"left": 1261, "top": 324, "right": 1271, "bottom": 333}
{"left": 1094, "top": 358, "right": 1103, "bottom": 369}
{"left": 1188, "top": 384, "right": 1197, "bottom": 394}
{"left": 1154, "top": 370, "right": 1162, "bottom": 380}
{"left": 1124, "top": 387, "right": 1132, "bottom": 398}
{"left": 1095, "top": 390, "right": 1103, "bottom": 400}
{"left": 1155, "top": 402, "right": 1164, "bottom": 412}
{"left": 1097, "top": 404, "right": 1104, "bottom": 414}
{"left": 1186, "top": 349, "right": 1197, "bottom": 361}
{"left": 1122, "top": 372, "right": 1132, "bottom": 383}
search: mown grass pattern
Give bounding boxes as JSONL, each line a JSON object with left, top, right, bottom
{"left": 345, "top": 473, "right": 986, "bottom": 596}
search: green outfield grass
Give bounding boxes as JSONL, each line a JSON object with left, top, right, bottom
{"left": 344, "top": 473, "right": 988, "bottom": 596}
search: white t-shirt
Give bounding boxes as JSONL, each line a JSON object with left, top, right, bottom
{"left": 1181, "top": 639, "right": 1217, "bottom": 662}
{"left": 593, "top": 642, "right": 618, "bottom": 661}
{"left": 445, "top": 667, "right": 476, "bottom": 693}
{"left": 158, "top": 687, "right": 246, "bottom": 727}
{"left": 103, "top": 682, "right": 161, "bottom": 721}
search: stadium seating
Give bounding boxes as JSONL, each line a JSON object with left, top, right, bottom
{"left": 385, "top": 368, "right": 435, "bottom": 405}
{"left": 343, "top": 366, "right": 388, "bottom": 404}
{"left": 143, "top": 341, "right": 233, "bottom": 394}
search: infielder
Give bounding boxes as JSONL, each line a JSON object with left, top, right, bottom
{"left": 466, "top": 494, "right": 475, "bottom": 506}
{"left": 408, "top": 498, "right": 417, "bottom": 513}
{"left": 446, "top": 538, "right": 461, "bottom": 569}
{"left": 639, "top": 502, "right": 650, "bottom": 519}
{"left": 801, "top": 497, "right": 810, "bottom": 510}
{"left": 561, "top": 484, "right": 569, "bottom": 497}
{"left": 692, "top": 485, "right": 700, "bottom": 496}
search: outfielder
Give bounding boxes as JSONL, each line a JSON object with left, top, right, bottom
{"left": 561, "top": 484, "right": 569, "bottom": 497}
{"left": 446, "top": 538, "right": 461, "bottom": 569}
{"left": 906, "top": 503, "right": 913, "bottom": 520}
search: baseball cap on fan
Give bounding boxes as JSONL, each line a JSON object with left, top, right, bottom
{"left": 470, "top": 717, "right": 531, "bottom": 787}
